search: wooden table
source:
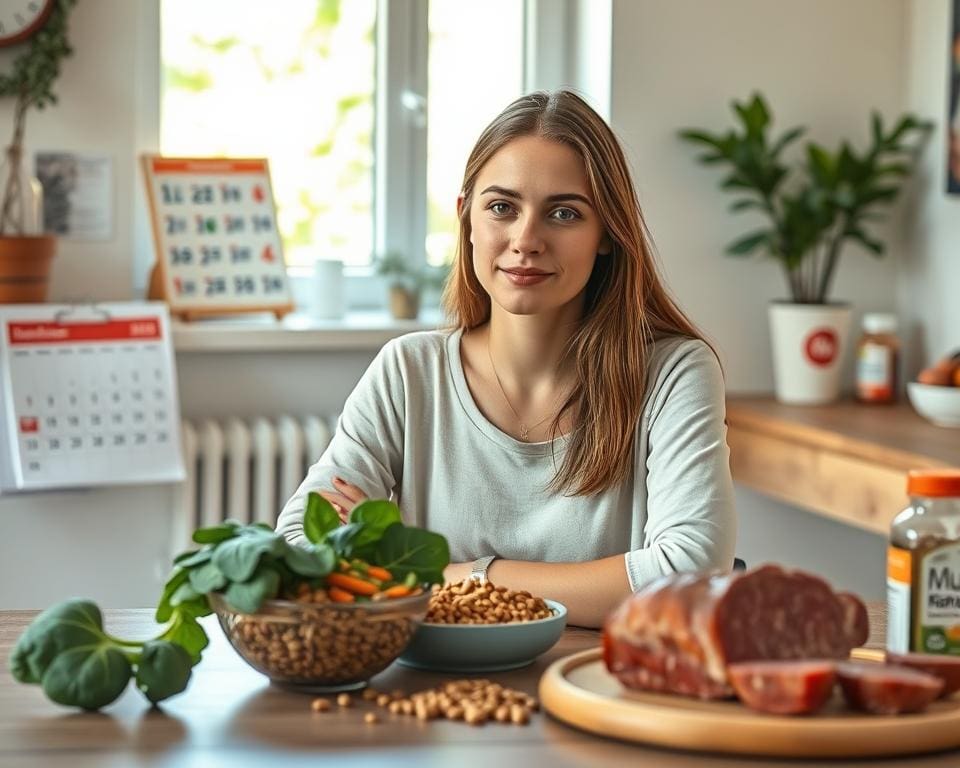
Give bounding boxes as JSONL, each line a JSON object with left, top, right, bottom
{"left": 2, "top": 604, "right": 956, "bottom": 767}
{"left": 726, "top": 396, "right": 960, "bottom": 535}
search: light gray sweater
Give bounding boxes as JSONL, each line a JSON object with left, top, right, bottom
{"left": 276, "top": 329, "right": 737, "bottom": 591}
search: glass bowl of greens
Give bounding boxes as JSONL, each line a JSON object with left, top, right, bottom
{"left": 209, "top": 588, "right": 431, "bottom": 692}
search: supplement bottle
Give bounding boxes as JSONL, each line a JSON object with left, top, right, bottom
{"left": 887, "top": 470, "right": 960, "bottom": 654}
{"left": 856, "top": 312, "right": 900, "bottom": 403}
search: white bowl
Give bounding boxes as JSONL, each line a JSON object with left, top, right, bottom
{"left": 907, "top": 382, "right": 960, "bottom": 428}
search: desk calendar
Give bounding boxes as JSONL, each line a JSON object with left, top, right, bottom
{"left": 0, "top": 303, "right": 185, "bottom": 493}
{"left": 141, "top": 155, "right": 294, "bottom": 320}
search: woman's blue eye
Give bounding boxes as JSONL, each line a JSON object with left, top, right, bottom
{"left": 551, "top": 207, "right": 579, "bottom": 221}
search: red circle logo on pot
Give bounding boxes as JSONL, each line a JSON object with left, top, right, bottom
{"left": 804, "top": 328, "right": 839, "bottom": 367}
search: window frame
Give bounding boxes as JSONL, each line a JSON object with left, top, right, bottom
{"left": 145, "top": 0, "right": 588, "bottom": 312}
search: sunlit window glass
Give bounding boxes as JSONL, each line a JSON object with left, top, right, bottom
{"left": 160, "top": 0, "right": 376, "bottom": 269}
{"left": 426, "top": 0, "right": 524, "bottom": 267}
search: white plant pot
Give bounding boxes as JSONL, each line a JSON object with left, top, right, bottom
{"left": 768, "top": 302, "right": 852, "bottom": 405}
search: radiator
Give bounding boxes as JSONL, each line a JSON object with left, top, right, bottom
{"left": 173, "top": 415, "right": 333, "bottom": 555}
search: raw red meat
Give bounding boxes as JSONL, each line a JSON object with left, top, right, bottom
{"left": 727, "top": 660, "right": 837, "bottom": 715}
{"left": 602, "top": 565, "right": 868, "bottom": 699}
{"left": 837, "top": 661, "right": 943, "bottom": 714}
{"left": 885, "top": 652, "right": 960, "bottom": 698}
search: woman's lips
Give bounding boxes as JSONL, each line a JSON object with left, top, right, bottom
{"left": 500, "top": 268, "right": 552, "bottom": 286}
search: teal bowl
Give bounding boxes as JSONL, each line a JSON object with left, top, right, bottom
{"left": 397, "top": 599, "right": 567, "bottom": 673}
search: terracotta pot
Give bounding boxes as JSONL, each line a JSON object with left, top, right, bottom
{"left": 388, "top": 286, "right": 420, "bottom": 320}
{"left": 0, "top": 235, "right": 56, "bottom": 303}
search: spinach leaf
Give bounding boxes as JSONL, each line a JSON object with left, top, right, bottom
{"left": 41, "top": 643, "right": 132, "bottom": 711}
{"left": 281, "top": 541, "right": 335, "bottom": 577}
{"left": 10, "top": 599, "right": 106, "bottom": 684}
{"left": 374, "top": 524, "right": 450, "bottom": 586}
{"left": 192, "top": 520, "right": 240, "bottom": 544}
{"left": 135, "top": 641, "right": 193, "bottom": 704}
{"left": 158, "top": 609, "right": 208, "bottom": 663}
{"left": 224, "top": 567, "right": 281, "bottom": 614}
{"left": 212, "top": 530, "right": 285, "bottom": 582}
{"left": 174, "top": 547, "right": 214, "bottom": 568}
{"left": 325, "top": 522, "right": 363, "bottom": 558}
{"left": 187, "top": 561, "right": 227, "bottom": 594}
{"left": 349, "top": 500, "right": 402, "bottom": 549}
{"left": 155, "top": 568, "right": 189, "bottom": 623}
{"left": 303, "top": 492, "right": 340, "bottom": 543}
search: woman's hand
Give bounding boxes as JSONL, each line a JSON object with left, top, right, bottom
{"left": 319, "top": 476, "right": 368, "bottom": 523}
{"left": 443, "top": 562, "right": 473, "bottom": 585}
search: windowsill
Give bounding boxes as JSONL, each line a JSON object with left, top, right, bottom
{"left": 172, "top": 308, "right": 445, "bottom": 353}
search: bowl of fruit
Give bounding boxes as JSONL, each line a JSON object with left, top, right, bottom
{"left": 909, "top": 350, "right": 960, "bottom": 428}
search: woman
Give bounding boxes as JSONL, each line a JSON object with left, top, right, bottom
{"left": 277, "top": 90, "right": 736, "bottom": 628}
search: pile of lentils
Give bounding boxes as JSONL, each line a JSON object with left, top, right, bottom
{"left": 425, "top": 579, "right": 553, "bottom": 624}
{"left": 312, "top": 679, "right": 539, "bottom": 726}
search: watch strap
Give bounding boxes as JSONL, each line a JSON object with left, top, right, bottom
{"left": 469, "top": 555, "right": 497, "bottom": 583}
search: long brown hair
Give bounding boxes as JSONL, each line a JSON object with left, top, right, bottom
{"left": 443, "top": 90, "right": 709, "bottom": 496}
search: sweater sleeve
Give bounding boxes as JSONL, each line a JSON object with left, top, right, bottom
{"left": 624, "top": 340, "right": 737, "bottom": 591}
{"left": 275, "top": 339, "right": 406, "bottom": 544}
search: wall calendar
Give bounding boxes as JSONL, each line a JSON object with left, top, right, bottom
{"left": 141, "top": 155, "right": 294, "bottom": 320}
{"left": 0, "top": 303, "right": 185, "bottom": 493}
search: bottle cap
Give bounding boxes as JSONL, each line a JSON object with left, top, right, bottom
{"left": 907, "top": 469, "right": 960, "bottom": 498}
{"left": 862, "top": 312, "right": 898, "bottom": 334}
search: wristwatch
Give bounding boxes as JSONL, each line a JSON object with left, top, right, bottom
{"left": 469, "top": 555, "right": 497, "bottom": 584}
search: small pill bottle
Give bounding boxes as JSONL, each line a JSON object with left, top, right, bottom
{"left": 887, "top": 470, "right": 960, "bottom": 654}
{"left": 855, "top": 312, "right": 900, "bottom": 403}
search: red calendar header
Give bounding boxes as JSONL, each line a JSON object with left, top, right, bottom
{"left": 149, "top": 158, "right": 267, "bottom": 175}
{"left": 7, "top": 319, "right": 162, "bottom": 345}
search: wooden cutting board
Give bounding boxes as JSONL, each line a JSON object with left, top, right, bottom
{"left": 539, "top": 648, "right": 960, "bottom": 758}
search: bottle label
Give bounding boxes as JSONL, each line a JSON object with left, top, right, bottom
{"left": 857, "top": 342, "right": 893, "bottom": 400}
{"left": 916, "top": 541, "right": 960, "bottom": 653}
{"left": 887, "top": 545, "right": 911, "bottom": 653}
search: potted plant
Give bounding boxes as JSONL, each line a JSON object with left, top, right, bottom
{"left": 375, "top": 251, "right": 448, "bottom": 320}
{"left": 0, "top": 0, "right": 76, "bottom": 303}
{"left": 679, "top": 93, "right": 931, "bottom": 404}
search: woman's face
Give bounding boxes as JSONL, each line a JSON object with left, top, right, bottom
{"left": 467, "top": 135, "right": 610, "bottom": 318}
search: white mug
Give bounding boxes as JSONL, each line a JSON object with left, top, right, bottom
{"left": 312, "top": 259, "right": 345, "bottom": 320}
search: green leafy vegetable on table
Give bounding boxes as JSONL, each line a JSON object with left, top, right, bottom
{"left": 9, "top": 495, "right": 449, "bottom": 710}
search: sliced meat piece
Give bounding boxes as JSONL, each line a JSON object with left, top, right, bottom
{"left": 601, "top": 631, "right": 733, "bottom": 699}
{"left": 727, "top": 660, "right": 837, "bottom": 715}
{"left": 836, "top": 592, "right": 870, "bottom": 647}
{"left": 603, "top": 565, "right": 866, "bottom": 700}
{"left": 837, "top": 661, "right": 943, "bottom": 714}
{"left": 886, "top": 652, "right": 960, "bottom": 697}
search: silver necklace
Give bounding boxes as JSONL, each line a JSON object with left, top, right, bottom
{"left": 487, "top": 340, "right": 562, "bottom": 442}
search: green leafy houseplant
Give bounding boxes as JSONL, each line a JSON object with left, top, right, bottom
{"left": 10, "top": 496, "right": 449, "bottom": 710}
{"left": 0, "top": 0, "right": 76, "bottom": 234}
{"left": 678, "top": 93, "right": 932, "bottom": 304}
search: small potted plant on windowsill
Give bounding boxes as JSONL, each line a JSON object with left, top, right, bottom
{"left": 679, "top": 93, "right": 931, "bottom": 404}
{"left": 375, "top": 251, "right": 448, "bottom": 320}
{"left": 0, "top": 0, "right": 76, "bottom": 303}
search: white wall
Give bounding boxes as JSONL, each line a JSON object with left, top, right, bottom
{"left": 901, "top": 0, "right": 960, "bottom": 377}
{"left": 610, "top": 0, "right": 911, "bottom": 599}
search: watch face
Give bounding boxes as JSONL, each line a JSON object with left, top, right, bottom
{"left": 0, "top": 0, "right": 54, "bottom": 47}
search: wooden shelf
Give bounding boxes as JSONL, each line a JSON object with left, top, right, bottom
{"left": 726, "top": 396, "right": 960, "bottom": 535}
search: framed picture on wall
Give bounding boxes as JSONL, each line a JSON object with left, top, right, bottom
{"left": 949, "top": 0, "right": 960, "bottom": 194}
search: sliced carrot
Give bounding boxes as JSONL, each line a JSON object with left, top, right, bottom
{"left": 328, "top": 586, "right": 355, "bottom": 603}
{"left": 366, "top": 565, "right": 393, "bottom": 582}
{"left": 383, "top": 585, "right": 411, "bottom": 598}
{"left": 327, "top": 572, "right": 378, "bottom": 596}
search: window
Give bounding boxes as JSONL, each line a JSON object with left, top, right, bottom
{"left": 159, "top": 0, "right": 536, "bottom": 301}
{"left": 161, "top": 0, "right": 377, "bottom": 270}
{"left": 426, "top": 1, "right": 524, "bottom": 267}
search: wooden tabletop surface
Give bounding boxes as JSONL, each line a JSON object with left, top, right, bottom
{"left": 726, "top": 396, "right": 960, "bottom": 470}
{"left": 2, "top": 603, "right": 957, "bottom": 768}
